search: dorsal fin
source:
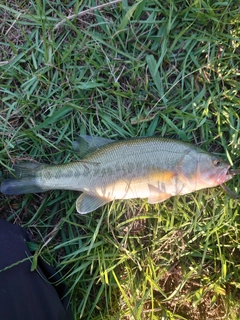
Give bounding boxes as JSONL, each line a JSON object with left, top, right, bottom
{"left": 72, "top": 135, "right": 115, "bottom": 158}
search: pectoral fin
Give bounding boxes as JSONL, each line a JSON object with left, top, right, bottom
{"left": 76, "top": 193, "right": 110, "bottom": 214}
{"left": 147, "top": 184, "right": 172, "bottom": 204}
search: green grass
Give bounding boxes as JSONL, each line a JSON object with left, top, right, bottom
{"left": 0, "top": 0, "right": 240, "bottom": 319}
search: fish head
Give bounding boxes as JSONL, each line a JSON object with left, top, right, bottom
{"left": 177, "top": 150, "right": 234, "bottom": 191}
{"left": 196, "top": 152, "right": 233, "bottom": 188}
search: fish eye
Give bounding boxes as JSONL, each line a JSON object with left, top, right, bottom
{"left": 213, "top": 158, "right": 221, "bottom": 167}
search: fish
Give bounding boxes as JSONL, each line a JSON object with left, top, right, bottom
{"left": 0, "top": 135, "right": 237, "bottom": 214}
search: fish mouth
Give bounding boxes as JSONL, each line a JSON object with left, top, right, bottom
{"left": 220, "top": 167, "right": 239, "bottom": 199}
{"left": 222, "top": 167, "right": 240, "bottom": 183}
{"left": 217, "top": 165, "right": 234, "bottom": 184}
{"left": 225, "top": 166, "right": 235, "bottom": 180}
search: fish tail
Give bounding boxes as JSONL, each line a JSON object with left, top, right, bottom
{"left": 1, "top": 163, "right": 46, "bottom": 195}
{"left": 1, "top": 178, "right": 44, "bottom": 195}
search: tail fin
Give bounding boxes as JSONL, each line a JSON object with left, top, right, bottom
{"left": 1, "top": 163, "right": 46, "bottom": 195}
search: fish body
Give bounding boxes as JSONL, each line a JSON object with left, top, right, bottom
{"left": 0, "top": 136, "right": 234, "bottom": 214}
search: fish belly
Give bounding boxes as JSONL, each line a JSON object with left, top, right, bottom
{"left": 93, "top": 179, "right": 151, "bottom": 200}
{"left": 88, "top": 171, "right": 188, "bottom": 201}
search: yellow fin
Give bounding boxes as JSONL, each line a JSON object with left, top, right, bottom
{"left": 147, "top": 184, "right": 172, "bottom": 204}
{"left": 148, "top": 170, "right": 175, "bottom": 182}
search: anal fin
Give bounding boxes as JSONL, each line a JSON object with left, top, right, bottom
{"left": 76, "top": 193, "right": 110, "bottom": 214}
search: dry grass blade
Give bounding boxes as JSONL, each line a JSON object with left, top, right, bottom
{"left": 53, "top": 0, "right": 122, "bottom": 29}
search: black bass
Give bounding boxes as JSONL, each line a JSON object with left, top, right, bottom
{"left": 0, "top": 136, "right": 237, "bottom": 214}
